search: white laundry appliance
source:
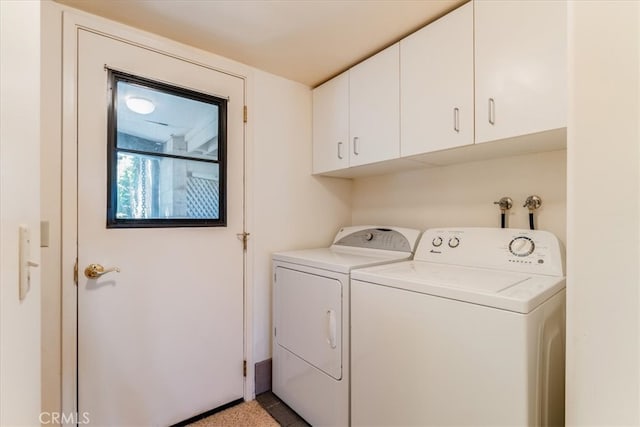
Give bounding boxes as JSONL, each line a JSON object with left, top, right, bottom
{"left": 272, "top": 225, "right": 422, "bottom": 426}
{"left": 350, "top": 227, "right": 566, "bottom": 427}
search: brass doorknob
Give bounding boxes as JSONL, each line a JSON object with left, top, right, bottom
{"left": 84, "top": 263, "right": 120, "bottom": 279}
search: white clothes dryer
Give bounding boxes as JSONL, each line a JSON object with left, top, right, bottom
{"left": 350, "top": 227, "right": 566, "bottom": 427}
{"left": 272, "top": 226, "right": 421, "bottom": 427}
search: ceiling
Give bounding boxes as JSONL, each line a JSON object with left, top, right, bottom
{"left": 55, "top": 0, "right": 467, "bottom": 87}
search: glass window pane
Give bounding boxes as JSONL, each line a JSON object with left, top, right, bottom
{"left": 116, "top": 152, "right": 220, "bottom": 220}
{"left": 107, "top": 70, "right": 227, "bottom": 228}
{"left": 116, "top": 80, "right": 219, "bottom": 161}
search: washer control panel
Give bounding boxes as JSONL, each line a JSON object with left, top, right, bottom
{"left": 332, "top": 226, "right": 421, "bottom": 253}
{"left": 416, "top": 227, "right": 564, "bottom": 276}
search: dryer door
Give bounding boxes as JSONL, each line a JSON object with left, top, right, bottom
{"left": 274, "top": 267, "right": 343, "bottom": 380}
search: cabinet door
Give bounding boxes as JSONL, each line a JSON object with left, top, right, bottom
{"left": 401, "top": 2, "right": 473, "bottom": 157}
{"left": 349, "top": 43, "right": 400, "bottom": 167}
{"left": 475, "top": 1, "right": 567, "bottom": 144}
{"left": 312, "top": 72, "right": 349, "bottom": 174}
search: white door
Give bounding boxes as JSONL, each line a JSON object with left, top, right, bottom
{"left": 76, "top": 29, "right": 245, "bottom": 426}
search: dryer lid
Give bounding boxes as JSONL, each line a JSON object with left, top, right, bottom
{"left": 272, "top": 246, "right": 413, "bottom": 274}
{"left": 272, "top": 225, "right": 421, "bottom": 273}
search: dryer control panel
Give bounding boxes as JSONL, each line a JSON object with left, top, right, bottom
{"left": 332, "top": 226, "right": 421, "bottom": 253}
{"left": 415, "top": 227, "right": 564, "bottom": 276}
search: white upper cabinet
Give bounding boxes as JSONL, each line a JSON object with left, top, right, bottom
{"left": 474, "top": 0, "right": 567, "bottom": 144}
{"left": 312, "top": 72, "right": 349, "bottom": 174}
{"left": 349, "top": 43, "right": 400, "bottom": 167}
{"left": 311, "top": 0, "right": 568, "bottom": 177}
{"left": 400, "top": 2, "right": 474, "bottom": 157}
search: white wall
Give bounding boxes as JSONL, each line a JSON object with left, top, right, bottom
{"left": 352, "top": 150, "right": 567, "bottom": 245}
{"left": 0, "top": 1, "right": 42, "bottom": 425}
{"left": 566, "top": 1, "right": 640, "bottom": 425}
{"left": 250, "top": 70, "right": 352, "bottom": 364}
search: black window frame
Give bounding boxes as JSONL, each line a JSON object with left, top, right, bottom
{"left": 106, "top": 70, "right": 228, "bottom": 228}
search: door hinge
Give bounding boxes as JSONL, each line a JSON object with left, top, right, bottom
{"left": 243, "top": 360, "right": 247, "bottom": 377}
{"left": 243, "top": 105, "right": 247, "bottom": 123}
{"left": 237, "top": 232, "right": 250, "bottom": 251}
{"left": 73, "top": 258, "right": 78, "bottom": 286}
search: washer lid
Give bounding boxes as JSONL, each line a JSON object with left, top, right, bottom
{"left": 351, "top": 261, "right": 565, "bottom": 314}
{"left": 273, "top": 246, "right": 413, "bottom": 274}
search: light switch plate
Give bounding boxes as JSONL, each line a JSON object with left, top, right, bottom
{"left": 40, "top": 220, "right": 49, "bottom": 248}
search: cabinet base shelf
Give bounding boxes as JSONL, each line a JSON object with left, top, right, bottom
{"left": 314, "top": 127, "right": 566, "bottom": 179}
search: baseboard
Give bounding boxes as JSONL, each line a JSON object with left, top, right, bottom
{"left": 254, "top": 358, "right": 272, "bottom": 395}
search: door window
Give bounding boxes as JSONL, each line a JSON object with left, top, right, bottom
{"left": 107, "top": 70, "right": 227, "bottom": 227}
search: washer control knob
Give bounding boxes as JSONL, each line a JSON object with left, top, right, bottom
{"left": 432, "top": 237, "right": 443, "bottom": 247}
{"left": 363, "top": 232, "right": 374, "bottom": 241}
{"left": 509, "top": 236, "right": 535, "bottom": 257}
{"left": 448, "top": 237, "right": 460, "bottom": 248}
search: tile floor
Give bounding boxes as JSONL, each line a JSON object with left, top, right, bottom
{"left": 256, "top": 391, "right": 310, "bottom": 427}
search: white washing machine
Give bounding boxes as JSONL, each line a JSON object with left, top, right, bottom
{"left": 272, "top": 225, "right": 421, "bottom": 427}
{"left": 350, "top": 227, "right": 566, "bottom": 427}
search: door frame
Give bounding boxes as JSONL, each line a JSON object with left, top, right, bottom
{"left": 61, "top": 10, "right": 255, "bottom": 423}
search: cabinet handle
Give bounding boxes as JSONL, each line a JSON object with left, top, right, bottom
{"left": 453, "top": 107, "right": 460, "bottom": 133}
{"left": 488, "top": 98, "right": 496, "bottom": 125}
{"left": 337, "top": 141, "right": 343, "bottom": 159}
{"left": 353, "top": 137, "right": 359, "bottom": 155}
